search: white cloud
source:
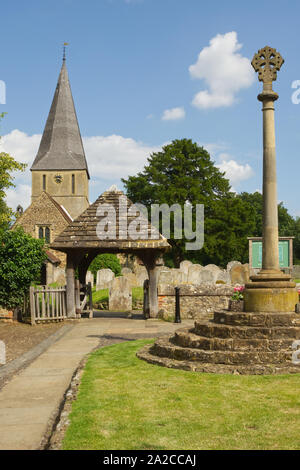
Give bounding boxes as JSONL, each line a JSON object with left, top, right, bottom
{"left": 217, "top": 154, "right": 254, "bottom": 186}
{"left": 189, "top": 31, "right": 255, "bottom": 109}
{"left": 161, "top": 107, "right": 185, "bottom": 121}
{"left": 0, "top": 130, "right": 41, "bottom": 211}
{"left": 83, "top": 135, "right": 160, "bottom": 180}
{"left": 5, "top": 184, "right": 31, "bottom": 211}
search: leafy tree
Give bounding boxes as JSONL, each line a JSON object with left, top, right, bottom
{"left": 0, "top": 113, "right": 26, "bottom": 229}
{"left": 0, "top": 228, "right": 47, "bottom": 309}
{"left": 122, "top": 139, "right": 256, "bottom": 267}
{"left": 89, "top": 254, "right": 122, "bottom": 281}
{"left": 238, "top": 191, "right": 295, "bottom": 237}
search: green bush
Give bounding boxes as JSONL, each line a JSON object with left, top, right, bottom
{"left": 0, "top": 227, "right": 47, "bottom": 309}
{"left": 89, "top": 254, "right": 121, "bottom": 281}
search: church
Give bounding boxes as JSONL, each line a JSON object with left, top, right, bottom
{"left": 13, "top": 54, "right": 90, "bottom": 284}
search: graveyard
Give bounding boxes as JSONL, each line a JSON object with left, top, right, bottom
{"left": 1, "top": 0, "right": 300, "bottom": 454}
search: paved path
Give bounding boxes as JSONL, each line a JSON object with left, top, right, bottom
{"left": 0, "top": 315, "right": 194, "bottom": 450}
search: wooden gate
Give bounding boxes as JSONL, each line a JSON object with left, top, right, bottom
{"left": 28, "top": 286, "right": 67, "bottom": 324}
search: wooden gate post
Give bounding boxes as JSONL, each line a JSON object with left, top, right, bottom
{"left": 66, "top": 254, "right": 76, "bottom": 318}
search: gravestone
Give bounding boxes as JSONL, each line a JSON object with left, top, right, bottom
{"left": 158, "top": 268, "right": 173, "bottom": 285}
{"left": 229, "top": 263, "right": 250, "bottom": 285}
{"left": 121, "top": 267, "right": 132, "bottom": 275}
{"left": 134, "top": 265, "right": 148, "bottom": 286}
{"left": 96, "top": 269, "right": 115, "bottom": 290}
{"left": 109, "top": 276, "right": 132, "bottom": 311}
{"left": 86, "top": 270, "right": 94, "bottom": 288}
{"left": 123, "top": 272, "right": 139, "bottom": 288}
{"left": 187, "top": 264, "right": 203, "bottom": 285}
{"left": 180, "top": 261, "right": 193, "bottom": 281}
{"left": 226, "top": 261, "right": 241, "bottom": 272}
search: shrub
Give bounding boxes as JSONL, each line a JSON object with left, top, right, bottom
{"left": 0, "top": 227, "right": 47, "bottom": 309}
{"left": 89, "top": 254, "right": 121, "bottom": 281}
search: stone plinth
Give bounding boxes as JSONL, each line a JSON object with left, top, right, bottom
{"left": 137, "top": 309, "right": 300, "bottom": 375}
{"left": 244, "top": 273, "right": 298, "bottom": 313}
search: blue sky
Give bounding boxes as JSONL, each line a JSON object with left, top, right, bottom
{"left": 1, "top": 0, "right": 300, "bottom": 216}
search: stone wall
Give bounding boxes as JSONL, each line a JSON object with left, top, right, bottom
{"left": 0, "top": 307, "right": 13, "bottom": 322}
{"left": 158, "top": 284, "right": 234, "bottom": 321}
{"left": 13, "top": 191, "right": 69, "bottom": 268}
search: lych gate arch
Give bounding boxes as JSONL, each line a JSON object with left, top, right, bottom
{"left": 51, "top": 188, "right": 170, "bottom": 318}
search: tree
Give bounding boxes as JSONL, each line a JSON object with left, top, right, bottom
{"left": 89, "top": 254, "right": 122, "bottom": 281}
{"left": 122, "top": 139, "right": 256, "bottom": 267}
{"left": 0, "top": 228, "right": 47, "bottom": 309}
{"left": 0, "top": 113, "right": 26, "bottom": 229}
{"left": 238, "top": 191, "right": 295, "bottom": 238}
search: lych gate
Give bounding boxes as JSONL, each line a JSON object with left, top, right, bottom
{"left": 51, "top": 188, "right": 170, "bottom": 318}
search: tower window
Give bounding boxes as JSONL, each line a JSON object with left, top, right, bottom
{"left": 72, "top": 174, "right": 75, "bottom": 194}
{"left": 43, "top": 174, "right": 46, "bottom": 191}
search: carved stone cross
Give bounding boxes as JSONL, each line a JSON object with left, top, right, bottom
{"left": 251, "top": 46, "right": 284, "bottom": 89}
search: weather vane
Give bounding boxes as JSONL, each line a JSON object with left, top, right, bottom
{"left": 63, "top": 42, "right": 69, "bottom": 61}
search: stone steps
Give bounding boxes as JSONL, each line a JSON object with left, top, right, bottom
{"left": 213, "top": 311, "right": 300, "bottom": 327}
{"left": 194, "top": 322, "right": 300, "bottom": 340}
{"left": 137, "top": 310, "right": 300, "bottom": 375}
{"left": 174, "top": 328, "right": 296, "bottom": 351}
{"left": 137, "top": 343, "right": 300, "bottom": 375}
{"left": 152, "top": 337, "right": 293, "bottom": 365}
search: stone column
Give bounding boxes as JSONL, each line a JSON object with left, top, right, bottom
{"left": 260, "top": 91, "right": 280, "bottom": 273}
{"left": 66, "top": 254, "right": 76, "bottom": 318}
{"left": 244, "top": 46, "right": 298, "bottom": 312}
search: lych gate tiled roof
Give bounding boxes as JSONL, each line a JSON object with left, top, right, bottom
{"left": 51, "top": 189, "right": 170, "bottom": 251}
{"left": 31, "top": 59, "right": 89, "bottom": 178}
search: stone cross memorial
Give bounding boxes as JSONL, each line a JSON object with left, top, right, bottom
{"left": 244, "top": 46, "right": 298, "bottom": 312}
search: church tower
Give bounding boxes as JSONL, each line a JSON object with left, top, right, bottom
{"left": 31, "top": 54, "right": 89, "bottom": 220}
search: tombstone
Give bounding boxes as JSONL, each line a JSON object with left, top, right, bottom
{"left": 0, "top": 340, "right": 6, "bottom": 365}
{"left": 121, "top": 267, "right": 132, "bottom": 275}
{"left": 171, "top": 268, "right": 185, "bottom": 285}
{"left": 123, "top": 272, "right": 138, "bottom": 288}
{"left": 158, "top": 268, "right": 173, "bottom": 285}
{"left": 180, "top": 260, "right": 193, "bottom": 281}
{"left": 134, "top": 265, "right": 149, "bottom": 286}
{"left": 230, "top": 263, "right": 250, "bottom": 285}
{"left": 109, "top": 276, "right": 132, "bottom": 311}
{"left": 187, "top": 264, "right": 203, "bottom": 285}
{"left": 96, "top": 269, "right": 115, "bottom": 290}
{"left": 226, "top": 261, "right": 241, "bottom": 272}
{"left": 85, "top": 270, "right": 94, "bottom": 288}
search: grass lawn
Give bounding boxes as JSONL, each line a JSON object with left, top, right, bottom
{"left": 92, "top": 288, "right": 109, "bottom": 305}
{"left": 92, "top": 287, "right": 143, "bottom": 306}
{"left": 62, "top": 340, "right": 300, "bottom": 450}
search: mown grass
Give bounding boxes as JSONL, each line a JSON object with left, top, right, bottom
{"left": 63, "top": 340, "right": 300, "bottom": 450}
{"left": 92, "top": 287, "right": 143, "bottom": 306}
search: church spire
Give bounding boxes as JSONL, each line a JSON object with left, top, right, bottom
{"left": 31, "top": 54, "right": 90, "bottom": 178}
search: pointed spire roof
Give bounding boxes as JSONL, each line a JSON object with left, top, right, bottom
{"left": 31, "top": 58, "right": 90, "bottom": 178}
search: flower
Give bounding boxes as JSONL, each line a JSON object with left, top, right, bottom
{"left": 231, "top": 285, "right": 245, "bottom": 301}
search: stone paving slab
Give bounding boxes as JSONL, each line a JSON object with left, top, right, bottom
{"left": 0, "top": 316, "right": 193, "bottom": 450}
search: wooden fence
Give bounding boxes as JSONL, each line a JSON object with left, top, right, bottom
{"left": 27, "top": 286, "right": 67, "bottom": 324}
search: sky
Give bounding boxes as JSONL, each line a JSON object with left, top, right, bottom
{"left": 1, "top": 0, "right": 300, "bottom": 217}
